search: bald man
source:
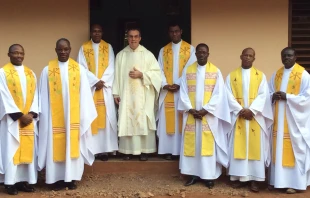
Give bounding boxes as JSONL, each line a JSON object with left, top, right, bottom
{"left": 225, "top": 48, "right": 273, "bottom": 192}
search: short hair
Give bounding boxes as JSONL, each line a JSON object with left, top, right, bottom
{"left": 281, "top": 47, "right": 296, "bottom": 55}
{"left": 241, "top": 47, "right": 255, "bottom": 56}
{"left": 56, "top": 38, "right": 71, "bottom": 48}
{"left": 8, "top": 44, "right": 24, "bottom": 53}
{"left": 127, "top": 27, "right": 141, "bottom": 37}
{"left": 90, "top": 24, "right": 102, "bottom": 32}
{"left": 168, "top": 21, "right": 182, "bottom": 30}
{"left": 196, "top": 43, "right": 209, "bottom": 52}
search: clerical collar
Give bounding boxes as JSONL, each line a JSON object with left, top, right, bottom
{"left": 172, "top": 40, "right": 182, "bottom": 46}
{"left": 91, "top": 39, "right": 100, "bottom": 45}
{"left": 284, "top": 64, "right": 295, "bottom": 71}
{"left": 58, "top": 60, "right": 69, "bottom": 64}
{"left": 13, "top": 64, "right": 24, "bottom": 68}
{"left": 129, "top": 45, "right": 140, "bottom": 52}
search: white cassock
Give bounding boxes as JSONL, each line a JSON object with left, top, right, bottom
{"left": 38, "top": 61, "right": 97, "bottom": 184}
{"left": 269, "top": 65, "right": 310, "bottom": 190}
{"left": 113, "top": 45, "right": 162, "bottom": 155}
{"left": 156, "top": 41, "right": 196, "bottom": 155}
{"left": 225, "top": 68, "right": 273, "bottom": 182}
{"left": 77, "top": 41, "right": 118, "bottom": 154}
{"left": 0, "top": 66, "right": 38, "bottom": 185}
{"left": 178, "top": 65, "right": 231, "bottom": 179}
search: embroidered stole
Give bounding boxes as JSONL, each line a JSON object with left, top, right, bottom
{"left": 273, "top": 64, "right": 304, "bottom": 167}
{"left": 163, "top": 41, "right": 191, "bottom": 134}
{"left": 48, "top": 58, "right": 80, "bottom": 162}
{"left": 83, "top": 40, "right": 109, "bottom": 134}
{"left": 3, "top": 63, "right": 36, "bottom": 165}
{"left": 183, "top": 62, "right": 217, "bottom": 156}
{"left": 230, "top": 67, "right": 262, "bottom": 160}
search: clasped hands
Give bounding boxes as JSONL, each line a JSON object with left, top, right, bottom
{"left": 272, "top": 91, "right": 286, "bottom": 103}
{"left": 239, "top": 108, "right": 254, "bottom": 120}
{"left": 163, "top": 84, "right": 180, "bottom": 92}
{"left": 19, "top": 113, "right": 34, "bottom": 128}
{"left": 188, "top": 109, "right": 208, "bottom": 120}
{"left": 94, "top": 80, "right": 106, "bottom": 91}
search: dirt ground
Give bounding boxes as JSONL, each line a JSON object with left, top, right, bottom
{"left": 0, "top": 171, "right": 310, "bottom": 198}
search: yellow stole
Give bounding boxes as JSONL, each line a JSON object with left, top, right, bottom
{"left": 230, "top": 67, "right": 262, "bottom": 160}
{"left": 83, "top": 40, "right": 109, "bottom": 134}
{"left": 273, "top": 64, "right": 304, "bottom": 167}
{"left": 183, "top": 62, "right": 217, "bottom": 157}
{"left": 163, "top": 41, "right": 191, "bottom": 134}
{"left": 48, "top": 58, "right": 80, "bottom": 162}
{"left": 3, "top": 63, "right": 36, "bottom": 165}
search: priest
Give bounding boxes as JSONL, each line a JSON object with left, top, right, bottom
{"left": 225, "top": 48, "right": 273, "bottom": 192}
{"left": 157, "top": 22, "right": 196, "bottom": 160}
{"left": 269, "top": 47, "right": 310, "bottom": 194}
{"left": 178, "top": 43, "right": 230, "bottom": 188}
{"left": 38, "top": 38, "right": 97, "bottom": 190}
{"left": 112, "top": 27, "right": 162, "bottom": 161}
{"left": 77, "top": 24, "right": 118, "bottom": 161}
{"left": 0, "top": 44, "right": 38, "bottom": 195}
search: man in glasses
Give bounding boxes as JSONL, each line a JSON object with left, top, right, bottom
{"left": 113, "top": 27, "right": 161, "bottom": 161}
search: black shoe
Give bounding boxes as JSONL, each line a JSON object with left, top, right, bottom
{"left": 164, "top": 154, "right": 172, "bottom": 160}
{"left": 52, "top": 181, "right": 65, "bottom": 191}
{"left": 100, "top": 154, "right": 109, "bottom": 161}
{"left": 232, "top": 181, "right": 248, "bottom": 189}
{"left": 123, "top": 154, "right": 131, "bottom": 160}
{"left": 139, "top": 153, "right": 148, "bottom": 161}
{"left": 205, "top": 180, "right": 214, "bottom": 189}
{"left": 184, "top": 176, "right": 199, "bottom": 186}
{"left": 15, "top": 182, "right": 35, "bottom": 192}
{"left": 5, "top": 185, "right": 18, "bottom": 195}
{"left": 66, "top": 181, "right": 77, "bottom": 190}
{"left": 250, "top": 181, "right": 259, "bottom": 193}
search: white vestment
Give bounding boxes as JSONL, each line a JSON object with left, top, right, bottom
{"left": 225, "top": 68, "right": 273, "bottom": 182}
{"left": 38, "top": 61, "right": 97, "bottom": 184}
{"left": 156, "top": 41, "right": 196, "bottom": 155}
{"left": 77, "top": 40, "right": 118, "bottom": 154}
{"left": 0, "top": 65, "right": 39, "bottom": 185}
{"left": 269, "top": 65, "right": 310, "bottom": 190}
{"left": 112, "top": 45, "right": 162, "bottom": 155}
{"left": 178, "top": 64, "right": 231, "bottom": 180}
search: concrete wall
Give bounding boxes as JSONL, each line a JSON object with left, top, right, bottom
{"left": 0, "top": 0, "right": 89, "bottom": 76}
{"left": 0, "top": 0, "right": 289, "bottom": 79}
{"left": 191, "top": 0, "right": 289, "bottom": 78}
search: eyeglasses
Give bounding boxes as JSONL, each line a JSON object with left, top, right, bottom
{"left": 128, "top": 35, "right": 140, "bottom": 39}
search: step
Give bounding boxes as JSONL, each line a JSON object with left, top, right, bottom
{"left": 84, "top": 157, "right": 180, "bottom": 175}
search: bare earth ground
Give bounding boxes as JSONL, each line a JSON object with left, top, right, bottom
{"left": 0, "top": 171, "right": 310, "bottom": 198}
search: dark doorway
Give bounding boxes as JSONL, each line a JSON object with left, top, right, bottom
{"left": 90, "top": 0, "right": 191, "bottom": 57}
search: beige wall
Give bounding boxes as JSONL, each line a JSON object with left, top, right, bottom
{"left": 191, "top": 0, "right": 288, "bottom": 79}
{"left": 0, "top": 0, "right": 89, "bottom": 76}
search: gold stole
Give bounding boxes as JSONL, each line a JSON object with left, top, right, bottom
{"left": 230, "top": 67, "right": 262, "bottom": 160}
{"left": 48, "top": 58, "right": 80, "bottom": 162}
{"left": 83, "top": 40, "right": 109, "bottom": 134}
{"left": 273, "top": 64, "right": 304, "bottom": 167}
{"left": 183, "top": 62, "right": 217, "bottom": 156}
{"left": 163, "top": 41, "right": 191, "bottom": 134}
{"left": 3, "top": 63, "right": 36, "bottom": 165}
